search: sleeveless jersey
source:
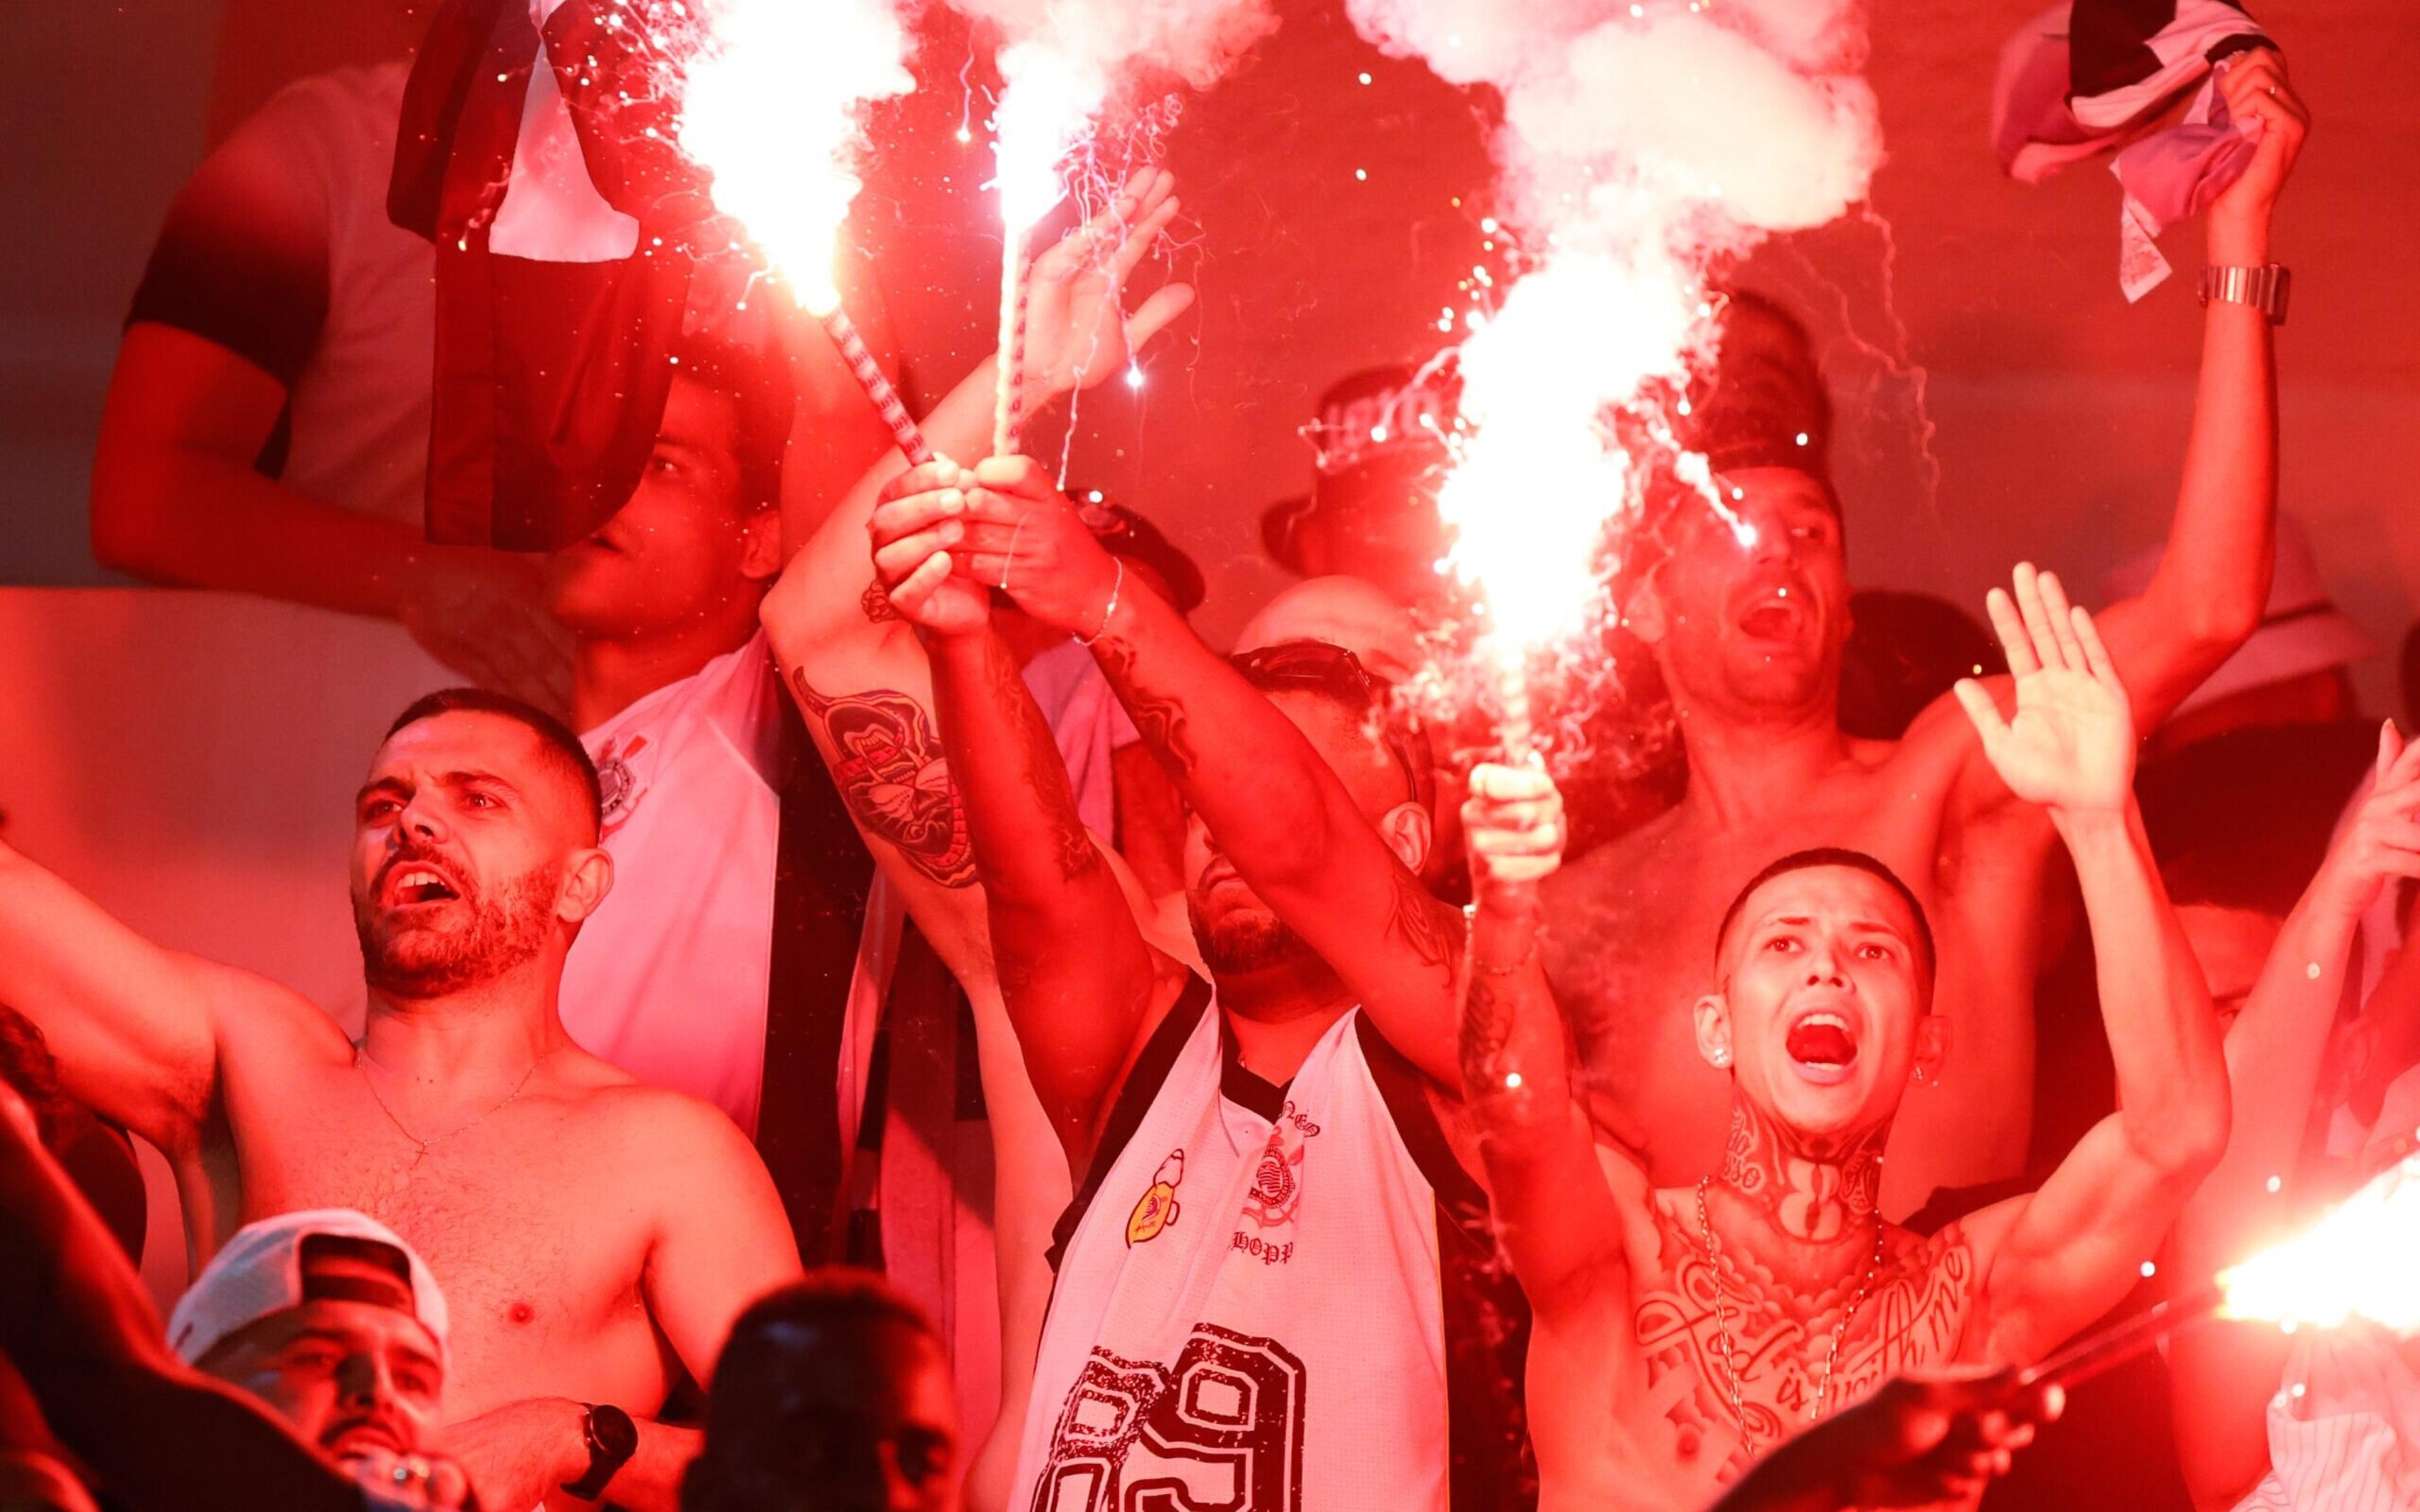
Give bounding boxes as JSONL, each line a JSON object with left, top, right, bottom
{"left": 1012, "top": 984, "right": 1532, "bottom": 1512}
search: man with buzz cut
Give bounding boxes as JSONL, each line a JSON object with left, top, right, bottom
{"left": 0, "top": 688, "right": 803, "bottom": 1511}
{"left": 1456, "top": 568, "right": 2230, "bottom": 1509}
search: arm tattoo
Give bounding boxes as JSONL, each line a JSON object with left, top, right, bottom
{"left": 1092, "top": 634, "right": 1196, "bottom": 776}
{"left": 860, "top": 580, "right": 899, "bottom": 623}
{"left": 788, "top": 670, "right": 977, "bottom": 888}
{"left": 981, "top": 634, "right": 1100, "bottom": 884}
{"left": 1384, "top": 866, "right": 1460, "bottom": 979}
{"left": 1460, "top": 971, "right": 1518, "bottom": 1093}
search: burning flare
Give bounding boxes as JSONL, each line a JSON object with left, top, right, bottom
{"left": 2220, "top": 1153, "right": 2420, "bottom": 1336}
{"left": 677, "top": 0, "right": 918, "bottom": 314}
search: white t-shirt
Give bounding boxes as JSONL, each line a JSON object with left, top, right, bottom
{"left": 564, "top": 635, "right": 1134, "bottom": 1137}
{"left": 565, "top": 633, "right": 788, "bottom": 1133}
{"left": 132, "top": 61, "right": 435, "bottom": 526}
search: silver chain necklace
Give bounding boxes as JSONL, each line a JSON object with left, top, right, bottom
{"left": 1695, "top": 1176, "right": 1889, "bottom": 1451}
{"left": 355, "top": 1043, "right": 555, "bottom": 1173}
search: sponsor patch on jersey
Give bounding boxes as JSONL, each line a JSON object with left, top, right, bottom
{"left": 1126, "top": 1149, "right": 1184, "bottom": 1246}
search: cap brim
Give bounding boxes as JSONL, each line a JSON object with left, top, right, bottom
{"left": 2167, "top": 610, "right": 2379, "bottom": 721}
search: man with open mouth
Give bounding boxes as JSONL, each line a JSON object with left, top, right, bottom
{"left": 1457, "top": 569, "right": 2232, "bottom": 1509}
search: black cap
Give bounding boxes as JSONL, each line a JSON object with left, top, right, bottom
{"left": 1072, "top": 492, "right": 1206, "bottom": 615}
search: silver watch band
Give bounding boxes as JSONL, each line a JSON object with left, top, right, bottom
{"left": 2198, "top": 263, "right": 2290, "bottom": 326}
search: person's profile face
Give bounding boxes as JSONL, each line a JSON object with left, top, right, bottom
{"left": 542, "top": 376, "right": 765, "bottom": 639}
{"left": 1649, "top": 467, "right": 1850, "bottom": 716}
{"left": 1717, "top": 866, "right": 1928, "bottom": 1141}
{"left": 350, "top": 712, "right": 581, "bottom": 997}
{"left": 195, "top": 1264, "right": 444, "bottom": 1464}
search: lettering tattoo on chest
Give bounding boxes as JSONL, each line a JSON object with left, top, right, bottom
{"left": 1630, "top": 1102, "right": 1977, "bottom": 1474}
{"left": 788, "top": 670, "right": 978, "bottom": 887}
{"left": 1091, "top": 633, "right": 1196, "bottom": 776}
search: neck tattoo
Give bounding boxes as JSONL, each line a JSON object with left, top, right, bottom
{"left": 355, "top": 1044, "right": 555, "bottom": 1175}
{"left": 1717, "top": 1099, "right": 1884, "bottom": 1244}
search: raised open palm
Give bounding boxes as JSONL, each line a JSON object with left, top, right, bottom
{"left": 1952, "top": 564, "right": 2136, "bottom": 815}
{"left": 1020, "top": 168, "right": 1196, "bottom": 399}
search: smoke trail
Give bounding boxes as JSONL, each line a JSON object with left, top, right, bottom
{"left": 1346, "top": 0, "right": 1883, "bottom": 694}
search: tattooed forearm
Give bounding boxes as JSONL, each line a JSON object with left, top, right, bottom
{"left": 786, "top": 668, "right": 977, "bottom": 888}
{"left": 978, "top": 631, "right": 1101, "bottom": 885}
{"left": 860, "top": 580, "right": 899, "bottom": 623}
{"left": 1092, "top": 634, "right": 1197, "bottom": 776}
{"left": 1460, "top": 971, "right": 1519, "bottom": 1094}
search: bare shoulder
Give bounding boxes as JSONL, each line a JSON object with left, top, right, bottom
{"left": 205, "top": 958, "right": 356, "bottom": 1063}
{"left": 554, "top": 1055, "right": 761, "bottom": 1168}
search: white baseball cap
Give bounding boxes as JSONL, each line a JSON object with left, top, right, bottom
{"left": 2103, "top": 516, "right": 2377, "bottom": 723}
{"left": 168, "top": 1209, "right": 449, "bottom": 1369}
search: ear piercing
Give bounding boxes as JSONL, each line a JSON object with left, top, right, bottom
{"left": 1711, "top": 1049, "right": 1732, "bottom": 1068}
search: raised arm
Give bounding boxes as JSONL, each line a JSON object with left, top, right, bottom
{"left": 867, "top": 479, "right": 1163, "bottom": 1166}
{"left": 2165, "top": 725, "right": 2420, "bottom": 1509}
{"left": 1460, "top": 762, "right": 1643, "bottom": 1319}
{"left": 758, "top": 170, "right": 1190, "bottom": 985}
{"left": 766, "top": 169, "right": 1189, "bottom": 646}
{"left": 1952, "top": 571, "right": 2230, "bottom": 1366}
{"left": 957, "top": 464, "right": 1466, "bottom": 1089}
{"left": 0, "top": 840, "right": 316, "bottom": 1155}
{"left": 1920, "top": 58, "right": 2309, "bottom": 800}
{"left": 2090, "top": 52, "right": 2307, "bottom": 728}
{"left": 0, "top": 1083, "right": 459, "bottom": 1512}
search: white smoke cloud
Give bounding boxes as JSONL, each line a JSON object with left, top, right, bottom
{"left": 1341, "top": 0, "right": 1882, "bottom": 669}
{"left": 953, "top": 0, "right": 1281, "bottom": 229}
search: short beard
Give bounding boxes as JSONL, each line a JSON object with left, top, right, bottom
{"left": 355, "top": 866, "right": 557, "bottom": 999}
{"left": 1188, "top": 900, "right": 1316, "bottom": 980}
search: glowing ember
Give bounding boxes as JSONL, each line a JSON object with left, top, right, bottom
{"left": 677, "top": 0, "right": 917, "bottom": 314}
{"left": 2220, "top": 1153, "right": 2420, "bottom": 1335}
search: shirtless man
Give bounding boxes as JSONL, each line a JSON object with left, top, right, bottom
{"left": 1458, "top": 570, "right": 2228, "bottom": 1508}
{"left": 0, "top": 690, "right": 802, "bottom": 1511}
{"left": 1545, "top": 52, "right": 2305, "bottom": 1215}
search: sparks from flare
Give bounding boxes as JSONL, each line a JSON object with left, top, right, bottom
{"left": 673, "top": 0, "right": 936, "bottom": 461}
{"left": 2218, "top": 1151, "right": 2420, "bottom": 1335}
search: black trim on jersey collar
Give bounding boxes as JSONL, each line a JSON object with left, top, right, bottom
{"left": 1218, "top": 1019, "right": 1293, "bottom": 1123}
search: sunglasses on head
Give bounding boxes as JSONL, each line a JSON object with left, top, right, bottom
{"left": 1228, "top": 639, "right": 1433, "bottom": 812}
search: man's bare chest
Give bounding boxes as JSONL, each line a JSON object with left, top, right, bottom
{"left": 1628, "top": 1202, "right": 1982, "bottom": 1470}
{"left": 221, "top": 1080, "right": 658, "bottom": 1397}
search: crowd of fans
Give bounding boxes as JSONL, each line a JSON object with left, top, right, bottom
{"left": 11, "top": 20, "right": 2417, "bottom": 1512}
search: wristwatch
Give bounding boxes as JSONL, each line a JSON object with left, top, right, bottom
{"left": 2198, "top": 263, "right": 2290, "bottom": 325}
{"left": 562, "top": 1403, "right": 638, "bottom": 1501}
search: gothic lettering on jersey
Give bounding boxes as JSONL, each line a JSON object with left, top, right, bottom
{"left": 787, "top": 673, "right": 976, "bottom": 887}
{"left": 1030, "top": 1326, "right": 1308, "bottom": 1512}
{"left": 1633, "top": 1203, "right": 1978, "bottom": 1476}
